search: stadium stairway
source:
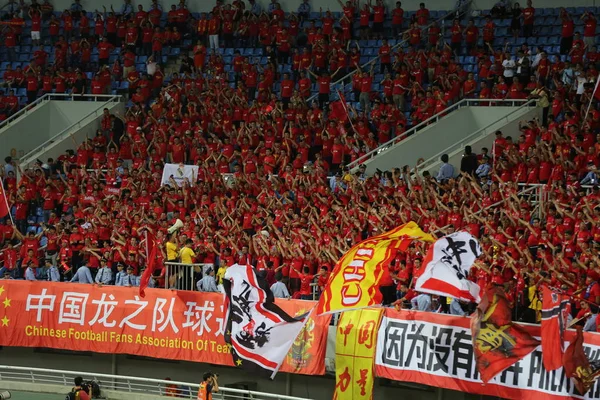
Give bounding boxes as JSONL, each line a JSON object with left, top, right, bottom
{"left": 415, "top": 100, "right": 541, "bottom": 178}
{"left": 7, "top": 94, "right": 125, "bottom": 172}
{"left": 349, "top": 99, "right": 537, "bottom": 174}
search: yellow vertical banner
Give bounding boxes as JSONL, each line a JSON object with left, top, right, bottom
{"left": 333, "top": 308, "right": 384, "bottom": 400}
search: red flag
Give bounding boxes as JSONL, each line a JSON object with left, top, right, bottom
{"left": 330, "top": 91, "right": 350, "bottom": 122}
{"left": 563, "top": 326, "right": 600, "bottom": 395}
{"left": 540, "top": 285, "right": 569, "bottom": 371}
{"left": 471, "top": 286, "right": 540, "bottom": 383}
{"left": 0, "top": 181, "right": 9, "bottom": 219}
{"left": 139, "top": 233, "right": 158, "bottom": 298}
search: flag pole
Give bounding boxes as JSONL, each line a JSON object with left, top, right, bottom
{"left": 583, "top": 72, "right": 600, "bottom": 124}
{"left": 0, "top": 178, "right": 14, "bottom": 226}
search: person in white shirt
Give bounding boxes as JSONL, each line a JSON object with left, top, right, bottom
{"left": 502, "top": 53, "right": 516, "bottom": 78}
{"left": 146, "top": 55, "right": 157, "bottom": 76}
{"left": 270, "top": 273, "right": 290, "bottom": 298}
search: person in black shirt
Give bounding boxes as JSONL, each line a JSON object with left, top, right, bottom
{"left": 460, "top": 145, "right": 478, "bottom": 176}
{"left": 73, "top": 72, "right": 86, "bottom": 96}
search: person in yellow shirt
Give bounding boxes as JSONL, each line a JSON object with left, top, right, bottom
{"left": 177, "top": 239, "right": 197, "bottom": 291}
{"left": 166, "top": 234, "right": 179, "bottom": 262}
{"left": 179, "top": 239, "right": 196, "bottom": 265}
{"left": 215, "top": 263, "right": 227, "bottom": 293}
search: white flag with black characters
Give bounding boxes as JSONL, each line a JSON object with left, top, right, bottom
{"left": 223, "top": 264, "right": 309, "bottom": 378}
{"left": 415, "top": 232, "right": 483, "bottom": 303}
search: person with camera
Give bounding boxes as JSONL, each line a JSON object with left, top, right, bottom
{"left": 66, "top": 376, "right": 90, "bottom": 400}
{"left": 197, "top": 372, "right": 218, "bottom": 400}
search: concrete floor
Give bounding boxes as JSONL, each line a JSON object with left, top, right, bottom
{"left": 2, "top": 390, "right": 64, "bottom": 399}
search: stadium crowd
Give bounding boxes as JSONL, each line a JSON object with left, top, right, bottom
{"left": 0, "top": 0, "right": 600, "bottom": 329}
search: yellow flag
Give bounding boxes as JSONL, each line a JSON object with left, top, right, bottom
{"left": 316, "top": 222, "right": 434, "bottom": 315}
{"left": 333, "top": 308, "right": 384, "bottom": 400}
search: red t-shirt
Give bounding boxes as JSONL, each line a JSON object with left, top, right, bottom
{"left": 317, "top": 76, "right": 331, "bottom": 94}
{"left": 299, "top": 273, "right": 314, "bottom": 295}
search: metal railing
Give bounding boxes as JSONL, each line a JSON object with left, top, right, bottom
{"left": 165, "top": 261, "right": 211, "bottom": 291}
{"left": 0, "top": 93, "right": 121, "bottom": 131}
{"left": 19, "top": 94, "right": 122, "bottom": 168}
{"left": 414, "top": 99, "right": 536, "bottom": 174}
{"left": 306, "top": 0, "right": 473, "bottom": 105}
{"left": 346, "top": 98, "right": 531, "bottom": 170}
{"left": 0, "top": 365, "right": 312, "bottom": 400}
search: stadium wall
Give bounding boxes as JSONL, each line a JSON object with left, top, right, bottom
{"left": 0, "top": 346, "right": 476, "bottom": 400}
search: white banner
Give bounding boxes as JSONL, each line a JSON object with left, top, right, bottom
{"left": 375, "top": 309, "right": 600, "bottom": 400}
{"left": 161, "top": 163, "right": 199, "bottom": 187}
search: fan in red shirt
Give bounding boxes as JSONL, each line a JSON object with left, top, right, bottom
{"left": 483, "top": 15, "right": 495, "bottom": 48}
{"left": 582, "top": 11, "right": 597, "bottom": 49}
{"left": 522, "top": 0, "right": 535, "bottom": 37}
{"left": 416, "top": 2, "right": 429, "bottom": 26}
{"left": 292, "top": 266, "right": 315, "bottom": 300}
{"left": 559, "top": 8, "right": 575, "bottom": 55}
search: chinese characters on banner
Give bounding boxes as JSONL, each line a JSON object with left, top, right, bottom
{"left": 334, "top": 308, "right": 383, "bottom": 400}
{"left": 0, "top": 281, "right": 330, "bottom": 375}
{"left": 316, "top": 222, "right": 434, "bottom": 315}
{"left": 375, "top": 308, "right": 600, "bottom": 400}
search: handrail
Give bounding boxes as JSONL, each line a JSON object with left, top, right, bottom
{"left": 307, "top": 0, "right": 473, "bottom": 104}
{"left": 0, "top": 365, "right": 312, "bottom": 400}
{"left": 19, "top": 94, "right": 122, "bottom": 167}
{"left": 0, "top": 93, "right": 121, "bottom": 131}
{"left": 414, "top": 99, "right": 536, "bottom": 174}
{"left": 431, "top": 184, "right": 541, "bottom": 235}
{"left": 346, "top": 98, "right": 531, "bottom": 170}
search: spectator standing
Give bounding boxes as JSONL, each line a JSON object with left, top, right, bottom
{"left": 115, "top": 263, "right": 126, "bottom": 286}
{"left": 270, "top": 273, "right": 290, "bottom": 298}
{"left": 122, "top": 266, "right": 138, "bottom": 287}
{"left": 522, "top": 0, "right": 535, "bottom": 38}
{"left": 436, "top": 154, "right": 455, "bottom": 182}
{"left": 197, "top": 373, "right": 218, "bottom": 400}
{"left": 95, "top": 258, "right": 113, "bottom": 285}
{"left": 416, "top": 2, "right": 429, "bottom": 26}
{"left": 197, "top": 268, "right": 218, "bottom": 292}
{"left": 45, "top": 258, "right": 60, "bottom": 282}
{"left": 560, "top": 8, "right": 574, "bottom": 55}
{"left": 297, "top": 0, "right": 310, "bottom": 21}
{"left": 70, "top": 0, "right": 83, "bottom": 19}
{"left": 582, "top": 11, "right": 597, "bottom": 50}
{"left": 70, "top": 264, "right": 93, "bottom": 283}
{"left": 248, "top": 0, "right": 261, "bottom": 15}
{"left": 24, "top": 261, "right": 36, "bottom": 281}
{"left": 460, "top": 146, "right": 478, "bottom": 176}
{"left": 391, "top": 1, "right": 404, "bottom": 38}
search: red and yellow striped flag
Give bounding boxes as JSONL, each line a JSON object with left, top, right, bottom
{"left": 316, "top": 222, "right": 434, "bottom": 315}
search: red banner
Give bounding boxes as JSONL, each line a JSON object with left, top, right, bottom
{"left": 375, "top": 308, "right": 600, "bottom": 400}
{"left": 0, "top": 281, "right": 330, "bottom": 375}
